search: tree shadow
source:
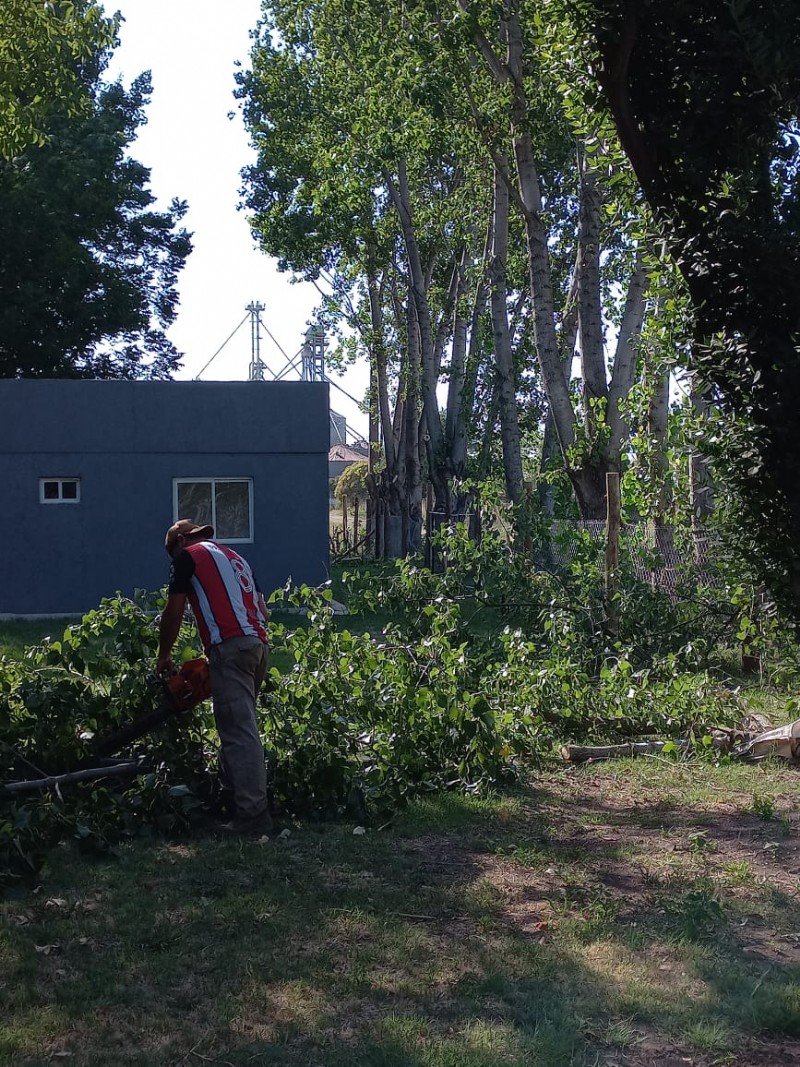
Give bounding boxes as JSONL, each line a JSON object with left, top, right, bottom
{"left": 2, "top": 773, "right": 800, "bottom": 1066}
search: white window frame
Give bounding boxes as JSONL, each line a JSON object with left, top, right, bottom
{"left": 40, "top": 477, "right": 81, "bottom": 504}
{"left": 172, "top": 477, "right": 254, "bottom": 543}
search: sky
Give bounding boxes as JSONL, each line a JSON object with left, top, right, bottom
{"left": 106, "top": 0, "right": 368, "bottom": 438}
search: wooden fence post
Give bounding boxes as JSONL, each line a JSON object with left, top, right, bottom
{"left": 605, "top": 471, "right": 621, "bottom": 635}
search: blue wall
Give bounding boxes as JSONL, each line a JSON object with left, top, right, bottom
{"left": 0, "top": 380, "right": 330, "bottom": 616}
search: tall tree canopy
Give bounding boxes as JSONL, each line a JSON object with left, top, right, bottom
{"left": 0, "top": 0, "right": 118, "bottom": 158}
{"left": 0, "top": 56, "right": 192, "bottom": 379}
{"left": 561, "top": 0, "right": 800, "bottom": 612}
{"left": 239, "top": 0, "right": 659, "bottom": 546}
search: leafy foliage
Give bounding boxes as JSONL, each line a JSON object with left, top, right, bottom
{"left": 0, "top": 0, "right": 118, "bottom": 158}
{"left": 335, "top": 461, "right": 369, "bottom": 505}
{"left": 4, "top": 520, "right": 784, "bottom": 887}
{"left": 0, "top": 59, "right": 191, "bottom": 378}
{"left": 264, "top": 582, "right": 542, "bottom": 816}
{"left": 0, "top": 596, "right": 212, "bottom": 886}
{"left": 562, "top": 0, "right": 800, "bottom": 615}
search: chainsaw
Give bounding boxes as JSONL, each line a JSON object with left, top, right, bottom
{"left": 93, "top": 657, "right": 212, "bottom": 759}
{"left": 1, "top": 659, "right": 212, "bottom": 799}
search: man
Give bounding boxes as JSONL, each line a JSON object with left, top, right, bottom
{"left": 158, "top": 519, "right": 272, "bottom": 835}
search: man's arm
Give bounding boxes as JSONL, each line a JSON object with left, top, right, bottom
{"left": 157, "top": 592, "right": 187, "bottom": 674}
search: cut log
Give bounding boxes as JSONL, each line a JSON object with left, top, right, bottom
{"left": 561, "top": 741, "right": 687, "bottom": 763}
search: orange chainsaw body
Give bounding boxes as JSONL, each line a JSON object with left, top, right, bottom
{"left": 164, "top": 658, "right": 212, "bottom": 712}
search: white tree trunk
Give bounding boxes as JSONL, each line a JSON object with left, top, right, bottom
{"left": 368, "top": 266, "right": 397, "bottom": 476}
{"left": 445, "top": 253, "right": 469, "bottom": 476}
{"left": 607, "top": 256, "right": 648, "bottom": 456}
{"left": 577, "top": 147, "right": 607, "bottom": 415}
{"left": 452, "top": 259, "right": 489, "bottom": 476}
{"left": 386, "top": 162, "right": 446, "bottom": 503}
{"left": 502, "top": 11, "right": 577, "bottom": 461}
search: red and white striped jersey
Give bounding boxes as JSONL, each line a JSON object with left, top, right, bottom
{"left": 169, "top": 541, "right": 268, "bottom": 651}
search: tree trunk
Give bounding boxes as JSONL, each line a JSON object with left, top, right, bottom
{"left": 607, "top": 256, "right": 648, "bottom": 454}
{"left": 368, "top": 265, "right": 396, "bottom": 476}
{"left": 445, "top": 250, "right": 471, "bottom": 478}
{"left": 477, "top": 379, "right": 501, "bottom": 481}
{"left": 502, "top": 12, "right": 577, "bottom": 464}
{"left": 689, "top": 374, "right": 714, "bottom": 565}
{"left": 452, "top": 227, "right": 488, "bottom": 478}
{"left": 368, "top": 263, "right": 401, "bottom": 560}
{"left": 593, "top": 4, "right": 800, "bottom": 615}
{"left": 386, "top": 161, "right": 448, "bottom": 511}
{"left": 538, "top": 413, "right": 560, "bottom": 519}
{"left": 403, "top": 291, "right": 423, "bottom": 553}
{"left": 646, "top": 351, "right": 674, "bottom": 560}
{"left": 576, "top": 146, "right": 607, "bottom": 431}
{"left": 539, "top": 254, "right": 580, "bottom": 516}
{"left": 366, "top": 296, "right": 381, "bottom": 556}
{"left": 605, "top": 470, "right": 621, "bottom": 636}
{"left": 570, "top": 463, "right": 609, "bottom": 519}
{"left": 489, "top": 159, "right": 525, "bottom": 505}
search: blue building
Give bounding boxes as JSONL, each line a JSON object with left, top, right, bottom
{"left": 0, "top": 379, "right": 330, "bottom": 617}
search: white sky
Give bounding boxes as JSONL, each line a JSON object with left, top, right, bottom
{"left": 106, "top": 0, "right": 368, "bottom": 437}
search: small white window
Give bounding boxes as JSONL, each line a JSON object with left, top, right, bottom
{"left": 173, "top": 478, "right": 253, "bottom": 542}
{"left": 40, "top": 478, "right": 81, "bottom": 504}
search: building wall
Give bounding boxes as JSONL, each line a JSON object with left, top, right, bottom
{"left": 0, "top": 380, "right": 330, "bottom": 616}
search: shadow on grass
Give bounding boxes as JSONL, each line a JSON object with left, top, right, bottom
{"left": 2, "top": 771, "right": 800, "bottom": 1066}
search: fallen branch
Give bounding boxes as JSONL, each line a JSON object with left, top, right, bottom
{"left": 561, "top": 740, "right": 688, "bottom": 763}
{"left": 562, "top": 719, "right": 800, "bottom": 765}
{"left": 1, "top": 760, "right": 146, "bottom": 797}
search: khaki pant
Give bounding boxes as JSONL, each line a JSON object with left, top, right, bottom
{"left": 208, "top": 635, "right": 269, "bottom": 819}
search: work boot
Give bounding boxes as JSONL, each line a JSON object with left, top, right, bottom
{"left": 216, "top": 809, "right": 274, "bottom": 838}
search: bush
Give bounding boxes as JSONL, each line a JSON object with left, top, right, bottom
{"left": 263, "top": 585, "right": 546, "bottom": 816}
{"left": 0, "top": 594, "right": 214, "bottom": 886}
{"left": 1, "top": 521, "right": 766, "bottom": 887}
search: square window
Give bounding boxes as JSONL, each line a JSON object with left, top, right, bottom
{"left": 173, "top": 478, "right": 252, "bottom": 542}
{"left": 40, "top": 478, "right": 80, "bottom": 504}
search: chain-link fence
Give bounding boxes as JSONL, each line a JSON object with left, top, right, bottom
{"left": 536, "top": 521, "right": 723, "bottom": 598}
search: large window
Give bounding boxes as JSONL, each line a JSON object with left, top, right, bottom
{"left": 173, "top": 478, "right": 253, "bottom": 542}
{"left": 40, "top": 477, "right": 80, "bottom": 504}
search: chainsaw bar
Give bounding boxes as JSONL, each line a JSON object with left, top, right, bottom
{"left": 93, "top": 658, "right": 211, "bottom": 760}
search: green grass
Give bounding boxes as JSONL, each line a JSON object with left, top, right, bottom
{"left": 3, "top": 759, "right": 800, "bottom": 1066}
{"left": 0, "top": 618, "right": 74, "bottom": 658}
{"left": 4, "top": 580, "right": 800, "bottom": 1064}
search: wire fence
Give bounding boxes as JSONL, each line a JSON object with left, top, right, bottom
{"left": 539, "top": 521, "right": 722, "bottom": 598}
{"left": 330, "top": 500, "right": 727, "bottom": 602}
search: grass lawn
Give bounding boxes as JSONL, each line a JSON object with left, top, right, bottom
{"left": 0, "top": 618, "right": 76, "bottom": 657}
{"left": 3, "top": 757, "right": 800, "bottom": 1066}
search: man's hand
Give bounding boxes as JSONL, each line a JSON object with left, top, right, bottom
{"left": 156, "top": 653, "right": 174, "bottom": 676}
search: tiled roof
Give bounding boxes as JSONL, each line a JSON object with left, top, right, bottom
{"left": 329, "top": 443, "right": 369, "bottom": 462}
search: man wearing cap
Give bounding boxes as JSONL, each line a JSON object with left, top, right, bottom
{"left": 158, "top": 519, "right": 272, "bottom": 835}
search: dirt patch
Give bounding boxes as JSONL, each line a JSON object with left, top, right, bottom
{"left": 613, "top": 1034, "right": 800, "bottom": 1066}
